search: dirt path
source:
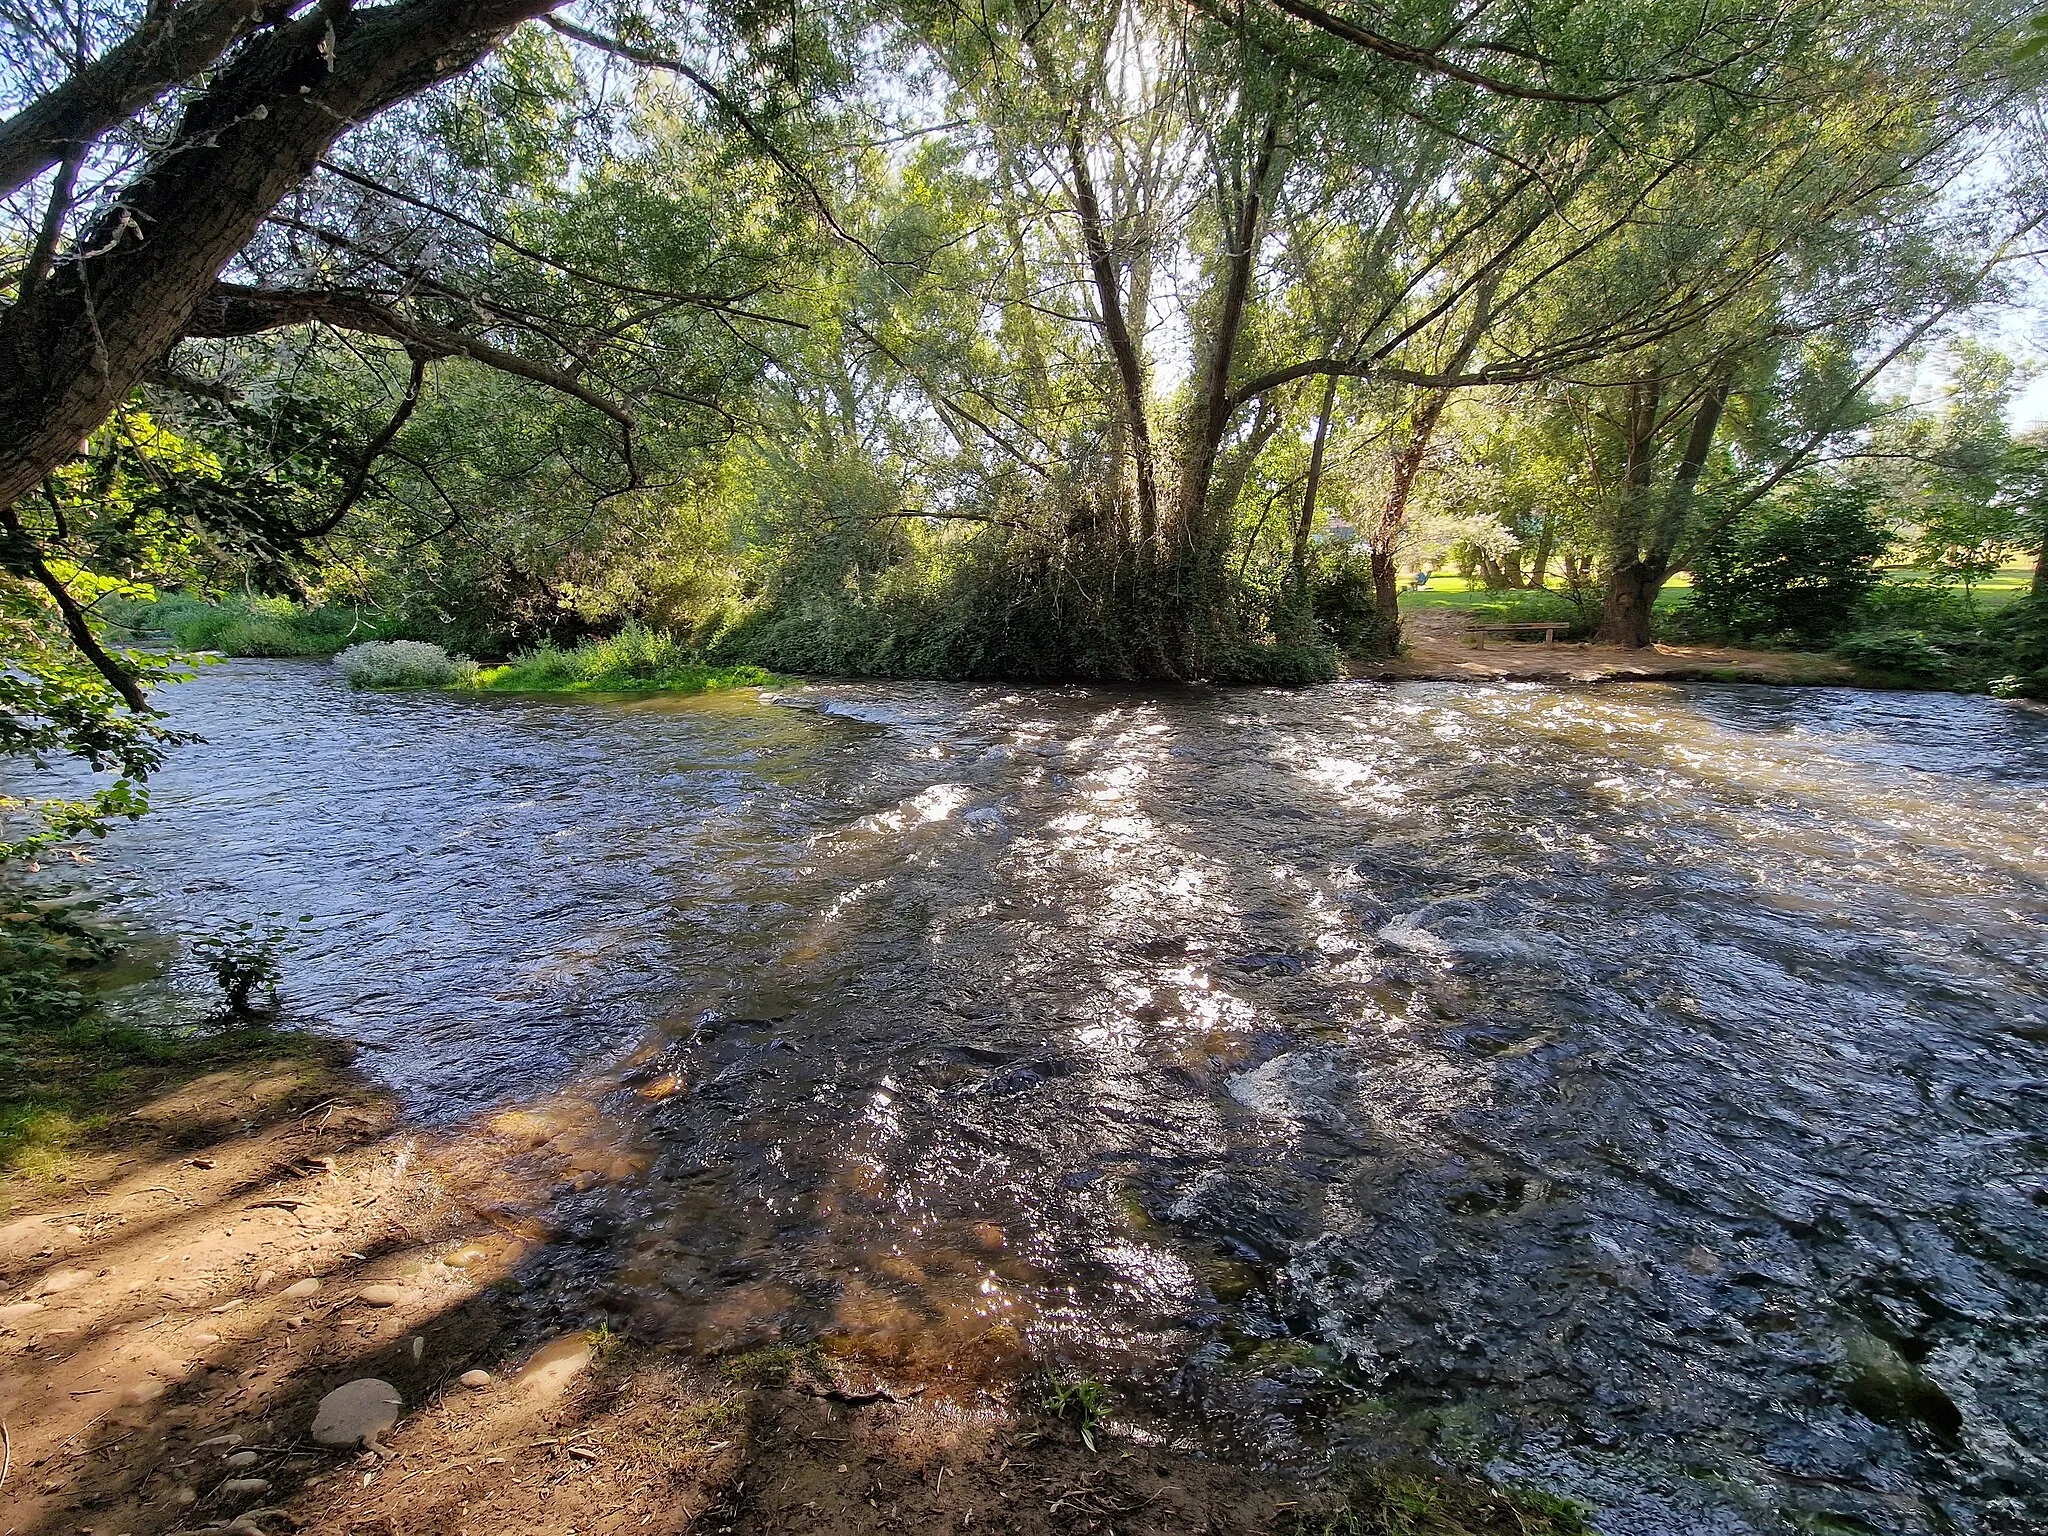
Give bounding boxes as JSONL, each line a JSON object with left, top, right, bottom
{"left": 1370, "top": 606, "right": 1853, "bottom": 686}
{"left": 0, "top": 1054, "right": 1583, "bottom": 1536}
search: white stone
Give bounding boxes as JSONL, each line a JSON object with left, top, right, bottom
{"left": 309, "top": 1378, "right": 402, "bottom": 1448}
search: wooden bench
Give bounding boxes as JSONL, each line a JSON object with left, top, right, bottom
{"left": 1467, "top": 621, "right": 1565, "bottom": 648}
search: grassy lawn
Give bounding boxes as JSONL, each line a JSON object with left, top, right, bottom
{"left": 1399, "top": 563, "right": 2035, "bottom": 620}
{"left": 1880, "top": 564, "right": 2035, "bottom": 611}
{"left": 1397, "top": 573, "right": 1690, "bottom": 619}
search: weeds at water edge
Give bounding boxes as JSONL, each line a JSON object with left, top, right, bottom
{"left": 1279, "top": 1469, "right": 1593, "bottom": 1536}
{"left": 1032, "top": 1373, "right": 1113, "bottom": 1451}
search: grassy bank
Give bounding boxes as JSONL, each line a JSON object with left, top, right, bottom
{"left": 100, "top": 592, "right": 398, "bottom": 656}
{"left": 0, "top": 895, "right": 330, "bottom": 1183}
{"left": 472, "top": 625, "right": 775, "bottom": 694}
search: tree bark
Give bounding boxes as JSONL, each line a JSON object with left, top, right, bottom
{"left": 1595, "top": 371, "right": 1664, "bottom": 646}
{"left": 1600, "top": 558, "right": 1667, "bottom": 648}
{"left": 1598, "top": 373, "right": 1729, "bottom": 646}
{"left": 0, "top": 0, "right": 565, "bottom": 517}
{"left": 1528, "top": 510, "right": 1557, "bottom": 588}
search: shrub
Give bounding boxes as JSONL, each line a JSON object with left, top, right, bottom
{"left": 1984, "top": 592, "right": 2048, "bottom": 698}
{"left": 335, "top": 640, "right": 476, "bottom": 688}
{"left": 1852, "top": 581, "right": 1981, "bottom": 634}
{"left": 1311, "top": 554, "right": 1398, "bottom": 656}
{"left": 189, "top": 916, "right": 309, "bottom": 1019}
{"left": 1833, "top": 627, "right": 1955, "bottom": 681}
{"left": 1690, "top": 479, "right": 1890, "bottom": 643}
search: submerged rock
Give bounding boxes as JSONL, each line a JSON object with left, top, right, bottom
{"left": 1842, "top": 1333, "right": 1963, "bottom": 1436}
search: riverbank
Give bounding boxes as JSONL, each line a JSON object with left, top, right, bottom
{"left": 0, "top": 1044, "right": 1588, "bottom": 1536}
{"left": 1366, "top": 604, "right": 1856, "bottom": 686}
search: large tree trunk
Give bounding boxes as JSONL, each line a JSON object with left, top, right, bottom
{"left": 0, "top": 0, "right": 563, "bottom": 516}
{"left": 1370, "top": 546, "right": 1401, "bottom": 623}
{"left": 1600, "top": 559, "right": 1667, "bottom": 647}
{"left": 1527, "top": 511, "right": 1557, "bottom": 587}
{"left": 0, "top": 0, "right": 272, "bottom": 202}
{"left": 2033, "top": 516, "right": 2046, "bottom": 600}
{"left": 1064, "top": 118, "right": 1160, "bottom": 550}
{"left": 1595, "top": 371, "right": 1663, "bottom": 645}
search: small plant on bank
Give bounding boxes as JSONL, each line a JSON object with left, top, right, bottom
{"left": 335, "top": 640, "right": 478, "bottom": 689}
{"left": 189, "top": 915, "right": 310, "bottom": 1019}
{"left": 1034, "top": 1372, "right": 1113, "bottom": 1451}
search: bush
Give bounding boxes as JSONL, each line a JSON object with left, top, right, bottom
{"left": 1690, "top": 480, "right": 1890, "bottom": 643}
{"left": 189, "top": 916, "right": 308, "bottom": 1019}
{"left": 1311, "top": 555, "right": 1399, "bottom": 656}
{"left": 1984, "top": 592, "right": 2048, "bottom": 698}
{"left": 1853, "top": 581, "right": 1981, "bottom": 635}
{"left": 1833, "top": 627, "right": 1956, "bottom": 681}
{"left": 334, "top": 640, "right": 476, "bottom": 688}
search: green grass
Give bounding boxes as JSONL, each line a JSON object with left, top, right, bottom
{"left": 99, "top": 593, "right": 395, "bottom": 656}
{"left": 717, "top": 1341, "right": 826, "bottom": 1386}
{"left": 1398, "top": 573, "right": 1692, "bottom": 615}
{"left": 471, "top": 624, "right": 777, "bottom": 694}
{"left": 1878, "top": 563, "right": 2035, "bottom": 612}
{"left": 0, "top": 895, "right": 320, "bottom": 1181}
{"left": 1033, "top": 1373, "right": 1113, "bottom": 1451}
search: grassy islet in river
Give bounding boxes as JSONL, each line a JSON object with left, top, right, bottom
{"left": 470, "top": 624, "right": 775, "bottom": 694}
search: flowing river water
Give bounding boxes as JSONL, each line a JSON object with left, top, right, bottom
{"left": 49, "top": 662, "right": 2048, "bottom": 1534}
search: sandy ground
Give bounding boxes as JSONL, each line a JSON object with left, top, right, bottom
{"left": 4, "top": 1051, "right": 1570, "bottom": 1536}
{"left": 1369, "top": 606, "right": 1854, "bottom": 686}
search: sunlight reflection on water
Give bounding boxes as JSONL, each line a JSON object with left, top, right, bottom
{"left": 32, "top": 662, "right": 2048, "bottom": 1535}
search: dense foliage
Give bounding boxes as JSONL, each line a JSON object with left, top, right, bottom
{"left": 1690, "top": 482, "right": 1893, "bottom": 644}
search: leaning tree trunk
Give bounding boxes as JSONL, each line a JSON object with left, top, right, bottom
{"left": 0, "top": 0, "right": 563, "bottom": 517}
{"left": 1289, "top": 375, "right": 1339, "bottom": 594}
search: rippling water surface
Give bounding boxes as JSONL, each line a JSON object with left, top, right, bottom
{"left": 53, "top": 662, "right": 2048, "bottom": 1533}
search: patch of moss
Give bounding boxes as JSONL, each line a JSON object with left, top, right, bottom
{"left": 718, "top": 1341, "right": 825, "bottom": 1387}
{"left": 1281, "top": 1469, "right": 1593, "bottom": 1536}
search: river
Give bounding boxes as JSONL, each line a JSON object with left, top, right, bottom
{"left": 49, "top": 661, "right": 2048, "bottom": 1534}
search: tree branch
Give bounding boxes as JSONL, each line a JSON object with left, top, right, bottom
{"left": 0, "top": 0, "right": 278, "bottom": 201}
